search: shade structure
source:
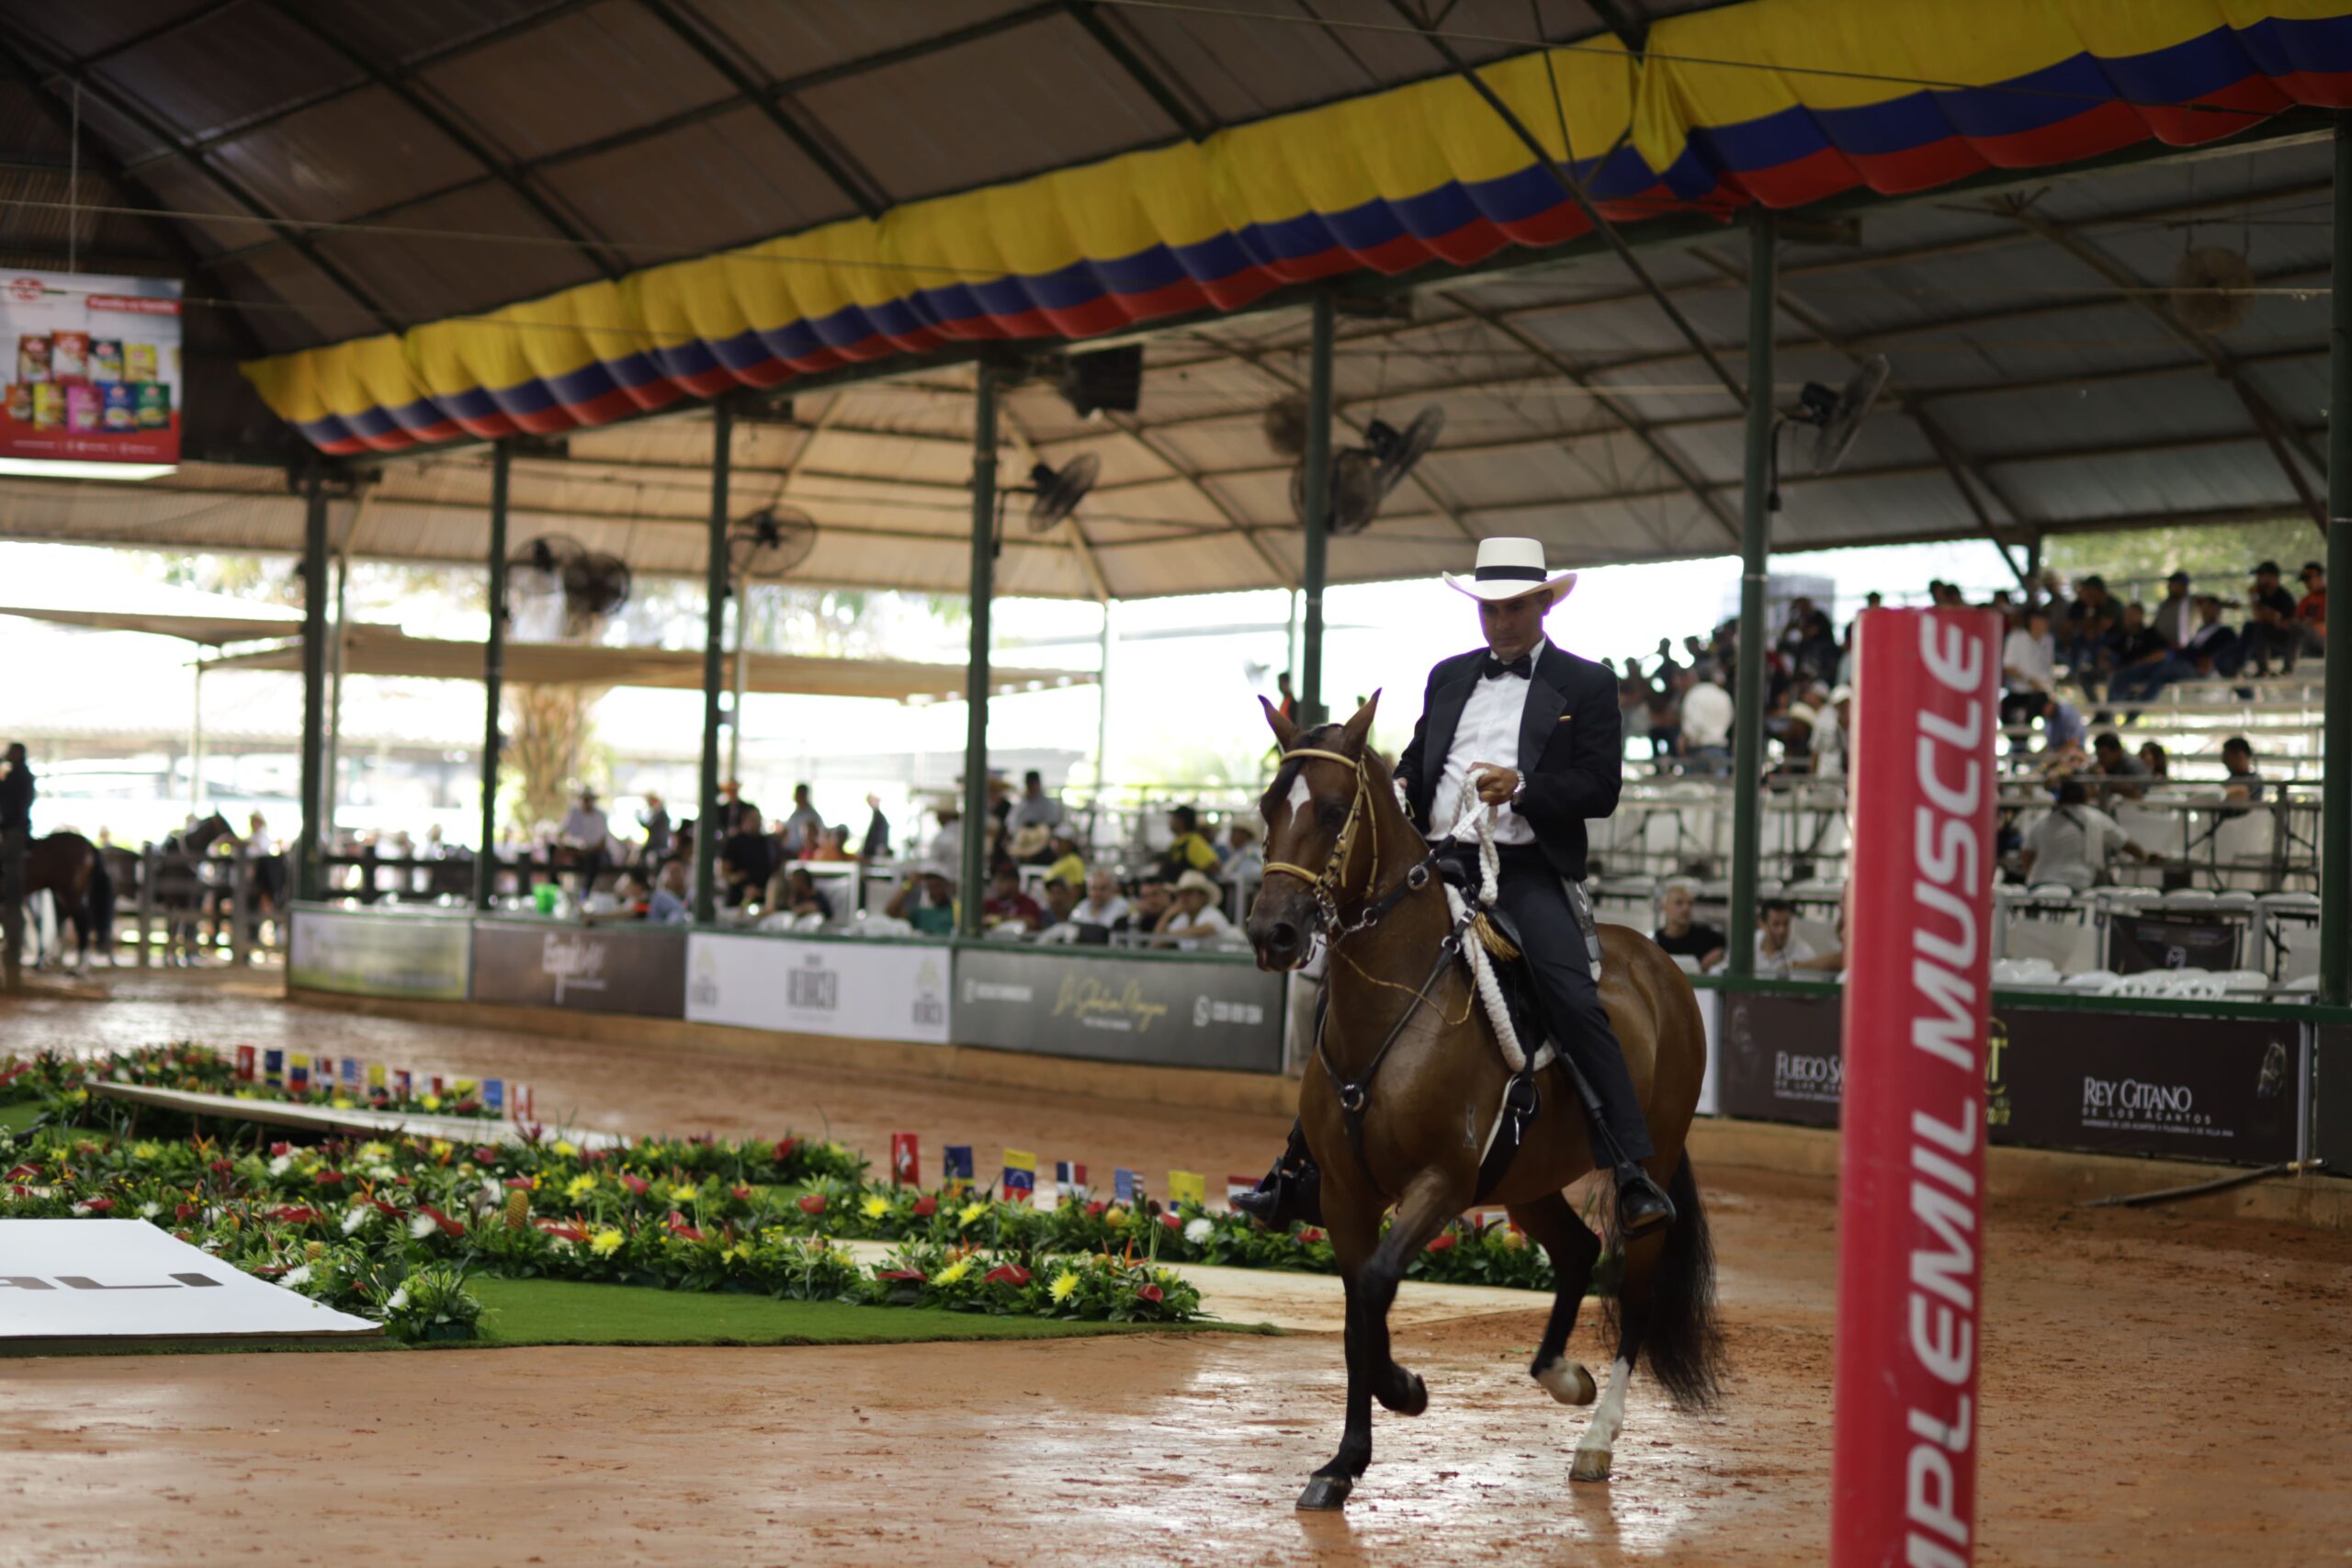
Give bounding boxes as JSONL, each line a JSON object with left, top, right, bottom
{"left": 0, "top": 603, "right": 300, "bottom": 648}
{"left": 199, "top": 622, "right": 1091, "bottom": 705}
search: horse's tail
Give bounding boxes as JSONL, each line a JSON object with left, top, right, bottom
{"left": 1639, "top": 1152, "right": 1726, "bottom": 1412}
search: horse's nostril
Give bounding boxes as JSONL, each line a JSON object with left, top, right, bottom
{"left": 1271, "top": 921, "right": 1298, "bottom": 953}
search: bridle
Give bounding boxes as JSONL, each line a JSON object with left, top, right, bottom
{"left": 1260, "top": 745, "right": 1434, "bottom": 945}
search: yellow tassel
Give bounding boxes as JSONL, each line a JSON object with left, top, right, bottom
{"left": 1472, "top": 912, "right": 1520, "bottom": 964}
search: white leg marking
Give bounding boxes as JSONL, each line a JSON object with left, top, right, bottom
{"left": 1571, "top": 1355, "right": 1633, "bottom": 1481}
{"left": 1535, "top": 1355, "right": 1597, "bottom": 1406}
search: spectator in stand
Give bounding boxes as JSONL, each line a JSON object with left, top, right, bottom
{"left": 1791, "top": 610, "right": 1840, "bottom": 684}
{"left": 1681, "top": 634, "right": 1718, "bottom": 682}
{"left": 980, "top": 863, "right": 1044, "bottom": 931}
{"left": 1121, "top": 877, "right": 1171, "bottom": 939}
{"left": 637, "top": 792, "right": 672, "bottom": 867}
{"left": 2182, "top": 592, "right": 2243, "bottom": 677}
{"left": 2152, "top": 570, "right": 2196, "bottom": 649}
{"left": 2219, "top": 735, "right": 2265, "bottom": 806}
{"left": 768, "top": 865, "right": 834, "bottom": 921}
{"left": 1009, "top": 822, "right": 1057, "bottom": 866}
{"left": 2296, "top": 560, "right": 2327, "bottom": 654}
{"left": 808, "top": 825, "right": 853, "bottom": 863}
{"left": 1769, "top": 701, "right": 1816, "bottom": 776}
{"left": 1676, "top": 668, "right": 1733, "bottom": 775}
{"left": 559, "top": 787, "right": 610, "bottom": 897}
{"left": 885, "top": 864, "right": 957, "bottom": 935}
{"left": 928, "top": 799, "right": 963, "bottom": 875}
{"left": 1650, "top": 637, "right": 1683, "bottom": 684}
{"left": 648, "top": 860, "right": 690, "bottom": 924}
{"left": 2138, "top": 740, "right": 2170, "bottom": 781}
{"left": 1812, "top": 685, "right": 1851, "bottom": 778}
{"left": 2104, "top": 601, "right": 2198, "bottom": 708}
{"left": 715, "top": 779, "right": 761, "bottom": 837}
{"left": 2058, "top": 574, "right": 2119, "bottom": 693}
{"left": 1778, "top": 595, "right": 1815, "bottom": 659}
{"left": 1035, "top": 875, "right": 1081, "bottom": 937}
{"left": 1274, "top": 671, "right": 1299, "bottom": 728}
{"left": 1652, "top": 881, "right": 1726, "bottom": 972}
{"left": 2086, "top": 731, "right": 2150, "bottom": 803}
{"left": 2241, "top": 560, "right": 2302, "bottom": 675}
{"left": 1011, "top": 770, "right": 1064, "bottom": 832}
{"left": 1044, "top": 832, "right": 1086, "bottom": 886}
{"left": 1754, "top": 898, "right": 1839, "bottom": 977}
{"left": 1074, "top": 867, "right": 1130, "bottom": 931}
{"left": 1223, "top": 822, "right": 1264, "bottom": 887}
{"left": 859, "top": 794, "right": 891, "bottom": 862}
{"left": 585, "top": 871, "right": 653, "bottom": 924}
{"left": 1156, "top": 806, "right": 1221, "bottom": 880}
{"left": 1159, "top": 869, "right": 1236, "bottom": 949}
{"left": 1644, "top": 677, "right": 1679, "bottom": 760}
{"left": 778, "top": 784, "right": 825, "bottom": 860}
{"left": 2021, "top": 778, "right": 2160, "bottom": 891}
{"left": 2000, "top": 606, "right": 2058, "bottom": 742}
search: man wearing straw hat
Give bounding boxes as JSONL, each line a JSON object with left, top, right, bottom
{"left": 1236, "top": 537, "right": 1675, "bottom": 1239}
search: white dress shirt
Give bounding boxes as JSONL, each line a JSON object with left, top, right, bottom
{"left": 1430, "top": 646, "right": 1539, "bottom": 847}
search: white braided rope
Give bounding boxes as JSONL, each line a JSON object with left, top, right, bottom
{"left": 1443, "top": 770, "right": 1528, "bottom": 1074}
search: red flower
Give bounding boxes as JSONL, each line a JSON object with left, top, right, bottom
{"left": 209, "top": 1159, "right": 234, "bottom": 1176}
{"left": 416, "top": 1203, "right": 465, "bottom": 1237}
{"left": 729, "top": 1184, "right": 753, "bottom": 1201}
{"left": 878, "top": 1267, "right": 925, "bottom": 1282}
{"left": 80, "top": 1197, "right": 116, "bottom": 1214}
{"left": 1160, "top": 1211, "right": 1182, "bottom": 1232}
{"left": 267, "top": 1204, "right": 319, "bottom": 1224}
{"left": 1424, "top": 1232, "right": 1457, "bottom": 1253}
{"left": 984, "top": 1263, "right": 1032, "bottom": 1286}
{"left": 537, "top": 1221, "right": 589, "bottom": 1243}
{"left": 1084, "top": 1200, "right": 1106, "bottom": 1217}
{"left": 1136, "top": 1282, "right": 1164, "bottom": 1303}
{"left": 665, "top": 1212, "right": 704, "bottom": 1242}
{"left": 581, "top": 1147, "right": 608, "bottom": 1165}
{"left": 503, "top": 1177, "right": 536, "bottom": 1190}
{"left": 773, "top": 1137, "right": 799, "bottom": 1163}
{"left": 175, "top": 1202, "right": 198, "bottom": 1222}
{"left": 313, "top": 1169, "right": 345, "bottom": 1186}
{"left": 268, "top": 1142, "right": 291, "bottom": 1157}
{"left": 619, "top": 1173, "right": 650, "bottom": 1195}
{"left": 1298, "top": 1226, "right": 1325, "bottom": 1243}
{"left": 797, "top": 1192, "right": 827, "bottom": 1215}
{"left": 911, "top": 1194, "right": 937, "bottom": 1218}
{"left": 368, "top": 1198, "right": 402, "bottom": 1218}
{"left": 473, "top": 1147, "right": 499, "bottom": 1165}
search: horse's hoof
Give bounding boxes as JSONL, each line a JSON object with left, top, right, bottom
{"left": 1297, "top": 1475, "right": 1354, "bottom": 1511}
{"left": 1571, "top": 1449, "right": 1613, "bottom": 1483}
{"left": 1536, "top": 1359, "right": 1597, "bottom": 1406}
{"left": 1377, "top": 1371, "right": 1428, "bottom": 1416}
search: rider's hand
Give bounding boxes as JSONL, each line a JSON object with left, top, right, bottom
{"left": 1472, "top": 764, "right": 1520, "bottom": 805}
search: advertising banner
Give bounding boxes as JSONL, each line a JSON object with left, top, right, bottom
{"left": 0, "top": 271, "right": 182, "bottom": 467}
{"left": 2104, "top": 913, "right": 2241, "bottom": 975}
{"left": 288, "top": 908, "right": 469, "bottom": 1001}
{"left": 684, "top": 932, "right": 952, "bottom": 1044}
{"left": 953, "top": 947, "right": 1284, "bottom": 1072}
{"left": 1714, "top": 988, "right": 1842, "bottom": 1126}
{"left": 1833, "top": 607, "right": 2000, "bottom": 1568}
{"left": 469, "top": 920, "right": 685, "bottom": 1018}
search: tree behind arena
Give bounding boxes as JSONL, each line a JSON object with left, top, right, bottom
{"left": 2046, "top": 517, "right": 2318, "bottom": 598}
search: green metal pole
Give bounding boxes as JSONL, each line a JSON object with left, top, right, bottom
{"left": 694, "top": 403, "right": 732, "bottom": 924}
{"left": 2319, "top": 118, "right": 2352, "bottom": 1006}
{"left": 1727, "top": 210, "right": 1776, "bottom": 980}
{"left": 960, "top": 365, "right": 1001, "bottom": 939}
{"left": 296, "top": 468, "right": 329, "bottom": 903}
{"left": 1300, "top": 294, "right": 1335, "bottom": 728}
{"left": 475, "top": 442, "right": 510, "bottom": 910}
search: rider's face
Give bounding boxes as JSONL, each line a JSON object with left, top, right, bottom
{"left": 1477, "top": 590, "right": 1552, "bottom": 660}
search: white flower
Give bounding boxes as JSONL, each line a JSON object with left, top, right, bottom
{"left": 341, "top": 1206, "right": 371, "bottom": 1235}
{"left": 362, "top": 1163, "right": 396, "bottom": 1180}
{"left": 385, "top": 1286, "right": 410, "bottom": 1313}
{"left": 281, "top": 1264, "right": 312, "bottom": 1287}
{"left": 267, "top": 1155, "right": 293, "bottom": 1177}
{"left": 70, "top": 1201, "right": 97, "bottom": 1215}
{"left": 1184, "top": 1217, "right": 1214, "bottom": 1245}
{"left": 139, "top": 1201, "right": 162, "bottom": 1219}
{"left": 408, "top": 1214, "right": 438, "bottom": 1240}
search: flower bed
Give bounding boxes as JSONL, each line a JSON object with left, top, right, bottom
{"left": 1, "top": 1043, "right": 506, "bottom": 1121}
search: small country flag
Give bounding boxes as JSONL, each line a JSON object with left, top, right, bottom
{"left": 511, "top": 1083, "right": 535, "bottom": 1122}
{"left": 263, "top": 1048, "right": 283, "bottom": 1085}
{"left": 1054, "top": 1160, "right": 1088, "bottom": 1196}
{"left": 234, "top": 1045, "right": 255, "bottom": 1082}
{"left": 1167, "top": 1170, "right": 1206, "bottom": 1208}
{"left": 288, "top": 1055, "right": 311, "bottom": 1091}
{"left": 341, "top": 1059, "right": 361, "bottom": 1087}
{"left": 890, "top": 1133, "right": 920, "bottom": 1187}
{"left": 392, "top": 1069, "right": 413, "bottom": 1098}
{"left": 944, "top": 1145, "right": 975, "bottom": 1193}
{"left": 1114, "top": 1168, "right": 1139, "bottom": 1203}
{"left": 1002, "top": 1148, "right": 1035, "bottom": 1200}
{"left": 366, "top": 1062, "right": 387, "bottom": 1090}
{"left": 484, "top": 1079, "right": 504, "bottom": 1112}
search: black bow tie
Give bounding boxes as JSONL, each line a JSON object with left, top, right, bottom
{"left": 1483, "top": 652, "right": 1533, "bottom": 681}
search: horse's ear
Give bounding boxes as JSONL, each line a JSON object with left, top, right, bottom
{"left": 1341, "top": 690, "right": 1380, "bottom": 752}
{"left": 1261, "top": 694, "right": 1299, "bottom": 750}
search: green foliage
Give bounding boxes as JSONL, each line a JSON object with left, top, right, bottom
{"left": 2045, "top": 518, "right": 2321, "bottom": 603}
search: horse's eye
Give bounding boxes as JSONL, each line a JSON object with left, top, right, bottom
{"left": 1318, "top": 802, "right": 1348, "bottom": 830}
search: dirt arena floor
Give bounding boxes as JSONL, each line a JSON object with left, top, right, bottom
{"left": 5, "top": 968, "right": 2350, "bottom": 1566}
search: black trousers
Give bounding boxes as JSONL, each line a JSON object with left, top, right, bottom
{"left": 1440, "top": 841, "right": 1654, "bottom": 1164}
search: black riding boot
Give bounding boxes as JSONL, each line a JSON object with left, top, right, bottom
{"left": 1613, "top": 1161, "right": 1676, "bottom": 1240}
{"left": 1230, "top": 1119, "right": 1324, "bottom": 1229}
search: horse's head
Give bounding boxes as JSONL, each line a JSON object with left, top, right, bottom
{"left": 187, "top": 812, "right": 235, "bottom": 854}
{"left": 1245, "top": 691, "right": 1380, "bottom": 972}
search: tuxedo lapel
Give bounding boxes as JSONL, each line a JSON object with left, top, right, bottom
{"left": 1517, "top": 641, "right": 1570, "bottom": 773}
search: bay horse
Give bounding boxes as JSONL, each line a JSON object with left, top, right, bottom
{"left": 20, "top": 831, "right": 96, "bottom": 970}
{"left": 1247, "top": 694, "right": 1722, "bottom": 1509}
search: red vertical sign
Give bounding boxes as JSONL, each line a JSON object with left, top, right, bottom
{"left": 1834, "top": 608, "right": 1999, "bottom": 1568}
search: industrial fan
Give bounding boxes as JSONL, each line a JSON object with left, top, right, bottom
{"left": 1025, "top": 453, "right": 1101, "bottom": 533}
{"left": 1272, "top": 398, "right": 1444, "bottom": 536}
{"left": 504, "top": 533, "right": 630, "bottom": 638}
{"left": 729, "top": 502, "right": 819, "bottom": 581}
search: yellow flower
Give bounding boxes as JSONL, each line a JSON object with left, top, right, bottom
{"left": 669, "top": 1182, "right": 701, "bottom": 1203}
{"left": 330, "top": 1096, "right": 356, "bottom": 1110}
{"left": 356, "top": 1142, "right": 391, "bottom": 1164}
{"left": 421, "top": 1094, "right": 442, "bottom": 1111}
{"left": 564, "top": 1173, "right": 598, "bottom": 1201}
{"left": 452, "top": 1078, "right": 478, "bottom": 1095}
{"left": 429, "top": 1140, "right": 453, "bottom": 1159}
{"left": 590, "top": 1229, "right": 625, "bottom": 1257}
{"left": 934, "top": 1257, "right": 973, "bottom": 1286}
{"left": 1049, "top": 1269, "right": 1080, "bottom": 1303}
{"left": 130, "top": 1141, "right": 162, "bottom": 1161}
{"left": 957, "top": 1201, "right": 986, "bottom": 1224}
{"left": 860, "top": 1194, "right": 891, "bottom": 1220}
{"left": 552, "top": 1139, "right": 579, "bottom": 1158}
{"left": 1104, "top": 1206, "right": 1129, "bottom": 1227}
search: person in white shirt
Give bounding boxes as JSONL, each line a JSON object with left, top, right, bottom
{"left": 1754, "top": 898, "right": 1841, "bottom": 977}
{"left": 1676, "top": 671, "right": 1734, "bottom": 775}
{"left": 1010, "top": 770, "right": 1064, "bottom": 831}
{"left": 2000, "top": 607, "right": 2058, "bottom": 743}
{"left": 1159, "top": 868, "right": 1235, "bottom": 949}
{"left": 1072, "top": 867, "right": 1129, "bottom": 930}
{"left": 1810, "top": 684, "right": 1850, "bottom": 777}
{"left": 559, "top": 787, "right": 611, "bottom": 897}
{"left": 2020, "top": 778, "right": 2160, "bottom": 891}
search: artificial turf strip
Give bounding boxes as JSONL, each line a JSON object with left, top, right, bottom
{"left": 1, "top": 1278, "right": 1278, "bottom": 1357}
{"left": 0, "top": 1102, "right": 41, "bottom": 1134}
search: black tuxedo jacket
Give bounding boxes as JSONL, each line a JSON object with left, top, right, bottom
{"left": 1393, "top": 640, "right": 1623, "bottom": 882}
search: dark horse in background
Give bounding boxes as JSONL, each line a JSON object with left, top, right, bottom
{"left": 150, "top": 812, "right": 238, "bottom": 963}
{"left": 1247, "top": 696, "right": 1723, "bottom": 1508}
{"left": 21, "top": 830, "right": 99, "bottom": 971}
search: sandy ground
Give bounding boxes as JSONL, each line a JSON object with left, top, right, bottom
{"left": 4, "top": 969, "right": 2350, "bottom": 1566}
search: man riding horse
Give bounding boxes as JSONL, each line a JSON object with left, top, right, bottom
{"left": 1235, "top": 536, "right": 1677, "bottom": 1241}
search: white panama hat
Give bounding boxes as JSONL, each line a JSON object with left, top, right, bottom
{"left": 1442, "top": 536, "right": 1578, "bottom": 604}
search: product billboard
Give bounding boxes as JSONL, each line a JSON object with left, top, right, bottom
{"left": 469, "top": 919, "right": 685, "bottom": 1018}
{"left": 685, "top": 931, "right": 952, "bottom": 1044}
{"left": 0, "top": 270, "right": 181, "bottom": 467}
{"left": 953, "top": 947, "right": 1284, "bottom": 1072}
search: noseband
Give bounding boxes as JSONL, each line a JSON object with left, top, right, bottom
{"left": 1261, "top": 746, "right": 1431, "bottom": 944}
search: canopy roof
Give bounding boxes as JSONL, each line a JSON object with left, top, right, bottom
{"left": 0, "top": 0, "right": 2344, "bottom": 599}
{"left": 0, "top": 599, "right": 298, "bottom": 646}
{"left": 201, "top": 622, "right": 1091, "bottom": 703}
